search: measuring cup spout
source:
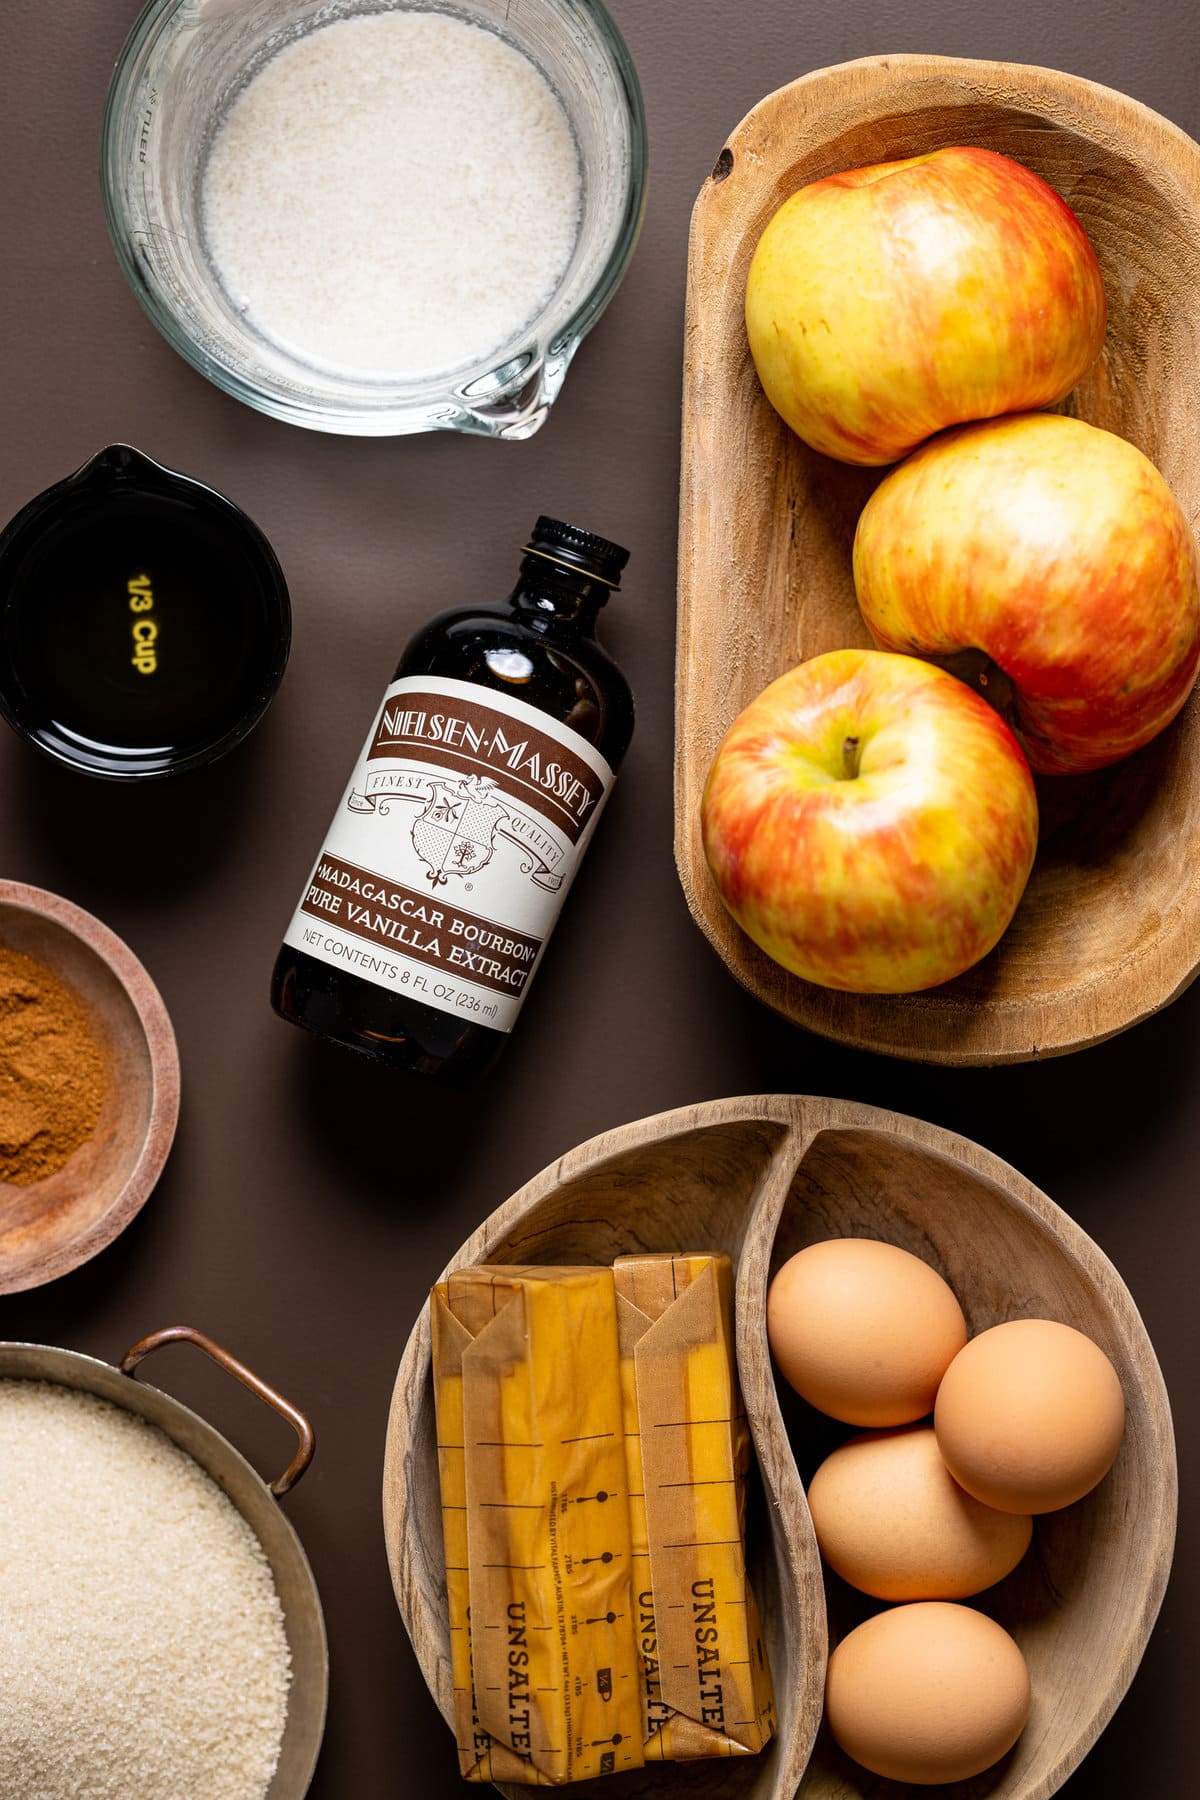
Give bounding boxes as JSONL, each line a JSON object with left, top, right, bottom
{"left": 458, "top": 348, "right": 590, "bottom": 441}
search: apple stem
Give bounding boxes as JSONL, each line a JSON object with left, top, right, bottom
{"left": 842, "top": 735, "right": 861, "bottom": 780}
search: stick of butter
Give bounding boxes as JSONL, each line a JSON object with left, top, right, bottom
{"left": 431, "top": 1292, "right": 552, "bottom": 1785}
{"left": 433, "top": 1265, "right": 645, "bottom": 1785}
{"left": 614, "top": 1252, "right": 776, "bottom": 1759}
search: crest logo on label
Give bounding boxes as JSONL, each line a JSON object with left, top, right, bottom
{"left": 412, "top": 774, "right": 508, "bottom": 888}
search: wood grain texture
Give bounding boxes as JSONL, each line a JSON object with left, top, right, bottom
{"left": 675, "top": 54, "right": 1200, "bottom": 1064}
{"left": 382, "top": 1096, "right": 1176, "bottom": 1800}
{"left": 0, "top": 880, "right": 180, "bottom": 1293}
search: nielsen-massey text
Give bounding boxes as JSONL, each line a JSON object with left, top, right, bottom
{"left": 372, "top": 702, "right": 603, "bottom": 824}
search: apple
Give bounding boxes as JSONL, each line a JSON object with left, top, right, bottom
{"left": 701, "top": 648, "right": 1038, "bottom": 994}
{"left": 853, "top": 413, "right": 1200, "bottom": 774}
{"left": 745, "top": 145, "right": 1106, "bottom": 466}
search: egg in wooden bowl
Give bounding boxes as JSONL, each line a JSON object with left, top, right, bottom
{"left": 676, "top": 54, "right": 1200, "bottom": 1064}
{"left": 383, "top": 1095, "right": 1173, "bottom": 1799}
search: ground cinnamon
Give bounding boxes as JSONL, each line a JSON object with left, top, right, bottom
{"left": 0, "top": 947, "right": 107, "bottom": 1185}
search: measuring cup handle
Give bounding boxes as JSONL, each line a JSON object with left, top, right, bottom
{"left": 120, "top": 1324, "right": 316, "bottom": 1496}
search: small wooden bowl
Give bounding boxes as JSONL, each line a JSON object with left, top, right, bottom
{"left": 676, "top": 55, "right": 1200, "bottom": 1064}
{"left": 0, "top": 880, "right": 180, "bottom": 1293}
{"left": 383, "top": 1097, "right": 1175, "bottom": 1799}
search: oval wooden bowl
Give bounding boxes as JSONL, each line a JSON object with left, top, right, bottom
{"left": 383, "top": 1097, "right": 1175, "bottom": 1799}
{"left": 0, "top": 881, "right": 180, "bottom": 1293}
{"left": 676, "top": 55, "right": 1200, "bottom": 1064}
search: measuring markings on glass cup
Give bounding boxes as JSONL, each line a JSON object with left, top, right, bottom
{"left": 138, "top": 87, "right": 159, "bottom": 164}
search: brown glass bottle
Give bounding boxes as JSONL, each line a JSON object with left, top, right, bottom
{"left": 270, "top": 519, "right": 634, "bottom": 1082}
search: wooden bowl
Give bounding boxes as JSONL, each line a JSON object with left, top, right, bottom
{"left": 383, "top": 1097, "right": 1175, "bottom": 1800}
{"left": 676, "top": 55, "right": 1200, "bottom": 1064}
{"left": 0, "top": 880, "right": 180, "bottom": 1293}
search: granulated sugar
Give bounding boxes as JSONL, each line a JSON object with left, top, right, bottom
{"left": 0, "top": 1380, "right": 291, "bottom": 1800}
{"left": 202, "top": 11, "right": 582, "bottom": 378}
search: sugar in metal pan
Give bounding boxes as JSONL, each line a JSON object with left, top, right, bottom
{"left": 0, "top": 1326, "right": 327, "bottom": 1798}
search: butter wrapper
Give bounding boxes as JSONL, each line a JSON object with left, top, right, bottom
{"left": 432, "top": 1266, "right": 645, "bottom": 1785}
{"left": 614, "top": 1252, "right": 776, "bottom": 1760}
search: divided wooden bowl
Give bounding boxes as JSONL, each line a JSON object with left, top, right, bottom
{"left": 383, "top": 1097, "right": 1176, "bottom": 1800}
{"left": 676, "top": 55, "right": 1200, "bottom": 1064}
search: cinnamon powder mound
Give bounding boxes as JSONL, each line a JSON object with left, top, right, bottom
{"left": 0, "top": 947, "right": 107, "bottom": 1186}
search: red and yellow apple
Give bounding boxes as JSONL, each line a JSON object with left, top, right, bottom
{"left": 745, "top": 145, "right": 1106, "bottom": 466}
{"left": 853, "top": 413, "right": 1200, "bottom": 774}
{"left": 701, "top": 649, "right": 1038, "bottom": 994}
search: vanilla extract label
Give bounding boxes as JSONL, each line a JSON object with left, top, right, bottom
{"left": 368, "top": 689, "right": 607, "bottom": 845}
{"left": 282, "top": 674, "right": 616, "bottom": 1031}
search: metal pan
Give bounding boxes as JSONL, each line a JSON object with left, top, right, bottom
{"left": 0, "top": 1324, "right": 328, "bottom": 1798}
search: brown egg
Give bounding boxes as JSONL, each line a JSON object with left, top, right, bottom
{"left": 935, "top": 1318, "right": 1125, "bottom": 1513}
{"left": 825, "top": 1601, "right": 1031, "bottom": 1784}
{"left": 767, "top": 1238, "right": 967, "bottom": 1426}
{"left": 808, "top": 1425, "right": 1032, "bottom": 1600}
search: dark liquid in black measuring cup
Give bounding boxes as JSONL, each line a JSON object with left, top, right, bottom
{"left": 0, "top": 445, "right": 290, "bottom": 778}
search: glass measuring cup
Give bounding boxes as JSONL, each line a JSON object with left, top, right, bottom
{"left": 102, "top": 0, "right": 647, "bottom": 438}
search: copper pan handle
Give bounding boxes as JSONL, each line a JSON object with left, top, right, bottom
{"left": 121, "top": 1324, "right": 316, "bottom": 1496}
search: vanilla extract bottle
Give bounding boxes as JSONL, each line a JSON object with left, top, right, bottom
{"left": 271, "top": 519, "right": 634, "bottom": 1082}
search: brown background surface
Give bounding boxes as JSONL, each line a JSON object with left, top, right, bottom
{"left": 1, "top": 2, "right": 1195, "bottom": 1794}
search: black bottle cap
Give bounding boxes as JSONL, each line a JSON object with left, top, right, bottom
{"left": 526, "top": 517, "right": 630, "bottom": 589}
